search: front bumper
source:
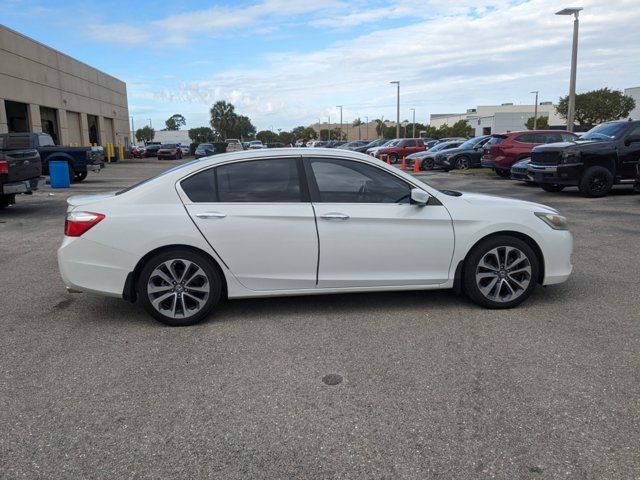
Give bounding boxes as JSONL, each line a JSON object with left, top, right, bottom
{"left": 87, "top": 164, "right": 101, "bottom": 172}
{"left": 528, "top": 163, "right": 581, "bottom": 185}
{"left": 2, "top": 176, "right": 46, "bottom": 194}
{"left": 541, "top": 229, "right": 573, "bottom": 285}
{"left": 480, "top": 157, "right": 495, "bottom": 168}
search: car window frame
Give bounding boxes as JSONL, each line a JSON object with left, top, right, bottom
{"left": 178, "top": 155, "right": 310, "bottom": 204}
{"left": 302, "top": 156, "right": 416, "bottom": 205}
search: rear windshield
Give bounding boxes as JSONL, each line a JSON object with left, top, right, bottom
{"left": 197, "top": 144, "right": 213, "bottom": 149}
{"left": 486, "top": 136, "right": 505, "bottom": 145}
{"left": 0, "top": 135, "right": 30, "bottom": 150}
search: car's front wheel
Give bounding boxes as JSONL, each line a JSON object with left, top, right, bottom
{"left": 455, "top": 156, "right": 471, "bottom": 170}
{"left": 463, "top": 236, "right": 539, "bottom": 309}
{"left": 495, "top": 168, "right": 511, "bottom": 178}
{"left": 579, "top": 166, "right": 613, "bottom": 198}
{"left": 138, "top": 249, "right": 222, "bottom": 326}
{"left": 540, "top": 183, "right": 565, "bottom": 192}
{"left": 421, "top": 158, "right": 433, "bottom": 170}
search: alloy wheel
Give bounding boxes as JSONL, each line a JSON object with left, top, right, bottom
{"left": 147, "top": 259, "right": 210, "bottom": 319}
{"left": 475, "top": 246, "right": 531, "bottom": 303}
{"left": 456, "top": 157, "right": 470, "bottom": 170}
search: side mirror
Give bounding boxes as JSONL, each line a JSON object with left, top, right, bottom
{"left": 624, "top": 134, "right": 640, "bottom": 146}
{"left": 410, "top": 188, "right": 429, "bottom": 206}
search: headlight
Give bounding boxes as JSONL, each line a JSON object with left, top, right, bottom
{"left": 560, "top": 150, "right": 580, "bottom": 164}
{"left": 535, "top": 212, "right": 568, "bottom": 230}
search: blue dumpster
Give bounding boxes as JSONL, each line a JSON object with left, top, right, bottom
{"left": 49, "top": 161, "right": 70, "bottom": 188}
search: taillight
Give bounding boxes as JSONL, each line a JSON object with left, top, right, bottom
{"left": 65, "top": 211, "right": 105, "bottom": 237}
{"left": 0, "top": 160, "right": 8, "bottom": 174}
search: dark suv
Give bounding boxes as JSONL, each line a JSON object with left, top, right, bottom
{"left": 0, "top": 135, "right": 45, "bottom": 209}
{"left": 529, "top": 120, "right": 640, "bottom": 197}
{"left": 482, "top": 130, "right": 578, "bottom": 178}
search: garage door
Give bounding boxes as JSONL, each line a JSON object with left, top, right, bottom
{"left": 66, "top": 111, "right": 82, "bottom": 146}
{"left": 103, "top": 117, "right": 114, "bottom": 146}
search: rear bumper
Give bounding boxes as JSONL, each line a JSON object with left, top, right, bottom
{"left": 2, "top": 176, "right": 45, "bottom": 194}
{"left": 87, "top": 164, "right": 101, "bottom": 172}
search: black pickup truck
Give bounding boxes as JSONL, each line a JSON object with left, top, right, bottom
{"left": 528, "top": 120, "right": 640, "bottom": 197}
{"left": 0, "top": 136, "right": 45, "bottom": 209}
{"left": 0, "top": 133, "right": 104, "bottom": 183}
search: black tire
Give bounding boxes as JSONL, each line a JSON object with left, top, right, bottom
{"left": 463, "top": 235, "right": 539, "bottom": 309}
{"left": 455, "top": 155, "right": 471, "bottom": 170}
{"left": 389, "top": 153, "right": 398, "bottom": 163}
{"left": 495, "top": 168, "right": 511, "bottom": 179}
{"left": 0, "top": 195, "right": 13, "bottom": 209}
{"left": 68, "top": 164, "right": 76, "bottom": 183}
{"left": 578, "top": 166, "right": 613, "bottom": 198}
{"left": 137, "top": 248, "right": 222, "bottom": 326}
{"left": 75, "top": 171, "right": 88, "bottom": 182}
{"left": 540, "top": 183, "right": 565, "bottom": 192}
{"left": 422, "top": 158, "right": 434, "bottom": 170}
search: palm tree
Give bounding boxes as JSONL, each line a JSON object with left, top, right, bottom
{"left": 352, "top": 118, "right": 364, "bottom": 140}
{"left": 210, "top": 100, "right": 237, "bottom": 140}
{"left": 374, "top": 119, "right": 384, "bottom": 138}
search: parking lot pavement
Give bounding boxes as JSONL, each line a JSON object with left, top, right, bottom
{"left": 1, "top": 160, "right": 639, "bottom": 479}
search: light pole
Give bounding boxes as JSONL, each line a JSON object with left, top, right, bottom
{"left": 390, "top": 81, "right": 400, "bottom": 138}
{"left": 336, "top": 105, "right": 343, "bottom": 140}
{"left": 410, "top": 108, "right": 416, "bottom": 138}
{"left": 147, "top": 118, "right": 152, "bottom": 128}
{"left": 365, "top": 116, "right": 369, "bottom": 140}
{"left": 556, "top": 7, "right": 582, "bottom": 132}
{"left": 530, "top": 91, "right": 539, "bottom": 129}
{"left": 327, "top": 115, "right": 331, "bottom": 141}
{"left": 318, "top": 118, "right": 321, "bottom": 140}
{"left": 130, "top": 116, "right": 135, "bottom": 143}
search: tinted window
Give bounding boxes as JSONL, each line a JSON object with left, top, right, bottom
{"left": 537, "top": 133, "right": 563, "bottom": 144}
{"left": 561, "top": 133, "right": 578, "bottom": 142}
{"left": 582, "top": 122, "right": 628, "bottom": 140}
{"left": 405, "top": 140, "right": 416, "bottom": 147}
{"left": 626, "top": 125, "right": 640, "bottom": 136}
{"left": 515, "top": 134, "right": 536, "bottom": 143}
{"left": 442, "top": 142, "right": 462, "bottom": 150}
{"left": 181, "top": 168, "right": 217, "bottom": 202}
{"left": 310, "top": 158, "right": 410, "bottom": 203}
{"left": 486, "top": 136, "right": 504, "bottom": 146}
{"left": 217, "top": 158, "right": 301, "bottom": 202}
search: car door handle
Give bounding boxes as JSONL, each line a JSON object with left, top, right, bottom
{"left": 195, "top": 212, "right": 226, "bottom": 219}
{"left": 320, "top": 213, "right": 350, "bottom": 220}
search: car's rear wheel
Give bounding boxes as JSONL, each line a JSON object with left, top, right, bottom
{"left": 540, "top": 183, "right": 565, "bottom": 192}
{"left": 455, "top": 156, "right": 471, "bottom": 170}
{"left": 495, "top": 168, "right": 511, "bottom": 178}
{"left": 389, "top": 153, "right": 398, "bottom": 163}
{"left": 138, "top": 249, "right": 222, "bottom": 326}
{"left": 463, "top": 236, "right": 539, "bottom": 309}
{"left": 421, "top": 158, "right": 433, "bottom": 170}
{"left": 75, "top": 171, "right": 88, "bottom": 182}
{"left": 578, "top": 166, "right": 613, "bottom": 198}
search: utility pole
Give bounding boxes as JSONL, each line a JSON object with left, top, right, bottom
{"left": 147, "top": 118, "right": 152, "bottom": 128}
{"left": 530, "top": 91, "right": 539, "bottom": 129}
{"left": 327, "top": 115, "right": 331, "bottom": 141}
{"left": 130, "top": 116, "right": 135, "bottom": 143}
{"left": 365, "top": 115, "right": 369, "bottom": 140}
{"left": 336, "top": 105, "right": 343, "bottom": 141}
{"left": 410, "top": 108, "right": 416, "bottom": 137}
{"left": 390, "top": 81, "right": 400, "bottom": 138}
{"left": 556, "top": 7, "right": 583, "bottom": 132}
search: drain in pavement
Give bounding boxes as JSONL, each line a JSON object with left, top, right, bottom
{"left": 322, "top": 374, "right": 343, "bottom": 386}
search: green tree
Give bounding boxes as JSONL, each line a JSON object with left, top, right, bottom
{"left": 188, "top": 126, "right": 218, "bottom": 144}
{"left": 135, "top": 126, "right": 155, "bottom": 144}
{"left": 525, "top": 115, "right": 550, "bottom": 130}
{"left": 256, "top": 130, "right": 278, "bottom": 144}
{"left": 210, "top": 100, "right": 237, "bottom": 139}
{"left": 165, "top": 114, "right": 186, "bottom": 131}
{"left": 230, "top": 115, "right": 256, "bottom": 140}
{"left": 374, "top": 119, "right": 384, "bottom": 138}
{"left": 436, "top": 120, "right": 473, "bottom": 139}
{"left": 557, "top": 88, "right": 636, "bottom": 129}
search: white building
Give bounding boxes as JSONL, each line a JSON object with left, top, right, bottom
{"left": 624, "top": 87, "right": 640, "bottom": 120}
{"left": 152, "top": 130, "right": 191, "bottom": 145}
{"left": 430, "top": 103, "right": 566, "bottom": 136}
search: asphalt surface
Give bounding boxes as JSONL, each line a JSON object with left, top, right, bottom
{"left": 1, "top": 158, "right": 639, "bottom": 479}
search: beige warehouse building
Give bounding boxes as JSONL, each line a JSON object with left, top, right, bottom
{"left": 0, "top": 25, "right": 130, "bottom": 148}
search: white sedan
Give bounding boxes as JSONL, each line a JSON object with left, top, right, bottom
{"left": 58, "top": 148, "right": 572, "bottom": 326}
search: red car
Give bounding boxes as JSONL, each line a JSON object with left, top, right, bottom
{"left": 156, "top": 143, "right": 183, "bottom": 160}
{"left": 481, "top": 130, "right": 578, "bottom": 178}
{"left": 377, "top": 138, "right": 426, "bottom": 163}
{"left": 130, "top": 145, "right": 144, "bottom": 158}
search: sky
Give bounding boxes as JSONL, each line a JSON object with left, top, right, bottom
{"left": 3, "top": 0, "right": 640, "bottom": 132}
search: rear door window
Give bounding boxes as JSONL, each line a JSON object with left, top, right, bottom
{"left": 515, "top": 134, "right": 536, "bottom": 144}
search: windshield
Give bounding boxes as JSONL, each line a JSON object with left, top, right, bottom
{"left": 459, "top": 137, "right": 484, "bottom": 149}
{"left": 197, "top": 144, "right": 213, "bottom": 149}
{"left": 429, "top": 142, "right": 454, "bottom": 152}
{"left": 581, "top": 123, "right": 628, "bottom": 140}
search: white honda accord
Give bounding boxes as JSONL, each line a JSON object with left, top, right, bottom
{"left": 58, "top": 148, "right": 572, "bottom": 326}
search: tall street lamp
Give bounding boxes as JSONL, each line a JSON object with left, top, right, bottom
{"left": 327, "top": 115, "right": 331, "bottom": 140}
{"left": 365, "top": 115, "right": 369, "bottom": 140}
{"left": 410, "top": 108, "right": 416, "bottom": 138}
{"left": 530, "top": 91, "right": 539, "bottom": 129}
{"left": 390, "top": 81, "right": 400, "bottom": 138}
{"left": 556, "top": 7, "right": 583, "bottom": 132}
{"left": 336, "top": 105, "right": 343, "bottom": 140}
{"left": 147, "top": 118, "right": 152, "bottom": 128}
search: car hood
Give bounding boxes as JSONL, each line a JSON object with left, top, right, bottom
{"left": 533, "top": 139, "right": 612, "bottom": 153}
{"left": 456, "top": 191, "right": 557, "bottom": 214}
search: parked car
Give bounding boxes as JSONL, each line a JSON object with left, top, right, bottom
{"left": 481, "top": 130, "right": 578, "bottom": 178}
{"left": 436, "top": 137, "right": 468, "bottom": 144}
{"left": 226, "top": 139, "right": 243, "bottom": 152}
{"left": 353, "top": 139, "right": 387, "bottom": 153}
{"left": 311, "top": 141, "right": 328, "bottom": 148}
{"left": 0, "top": 135, "right": 45, "bottom": 209}
{"left": 406, "top": 141, "right": 464, "bottom": 170}
{"left": 377, "top": 138, "right": 426, "bottom": 163}
{"left": 528, "top": 120, "right": 640, "bottom": 197}
{"left": 195, "top": 143, "right": 214, "bottom": 158}
{"left": 179, "top": 144, "right": 190, "bottom": 156}
{"left": 435, "top": 136, "right": 492, "bottom": 171}
{"left": 635, "top": 166, "right": 640, "bottom": 193}
{"left": 130, "top": 145, "right": 145, "bottom": 158}
{"left": 0, "top": 132, "right": 103, "bottom": 182}
{"left": 339, "top": 141, "right": 369, "bottom": 150}
{"left": 142, "top": 144, "right": 162, "bottom": 157}
{"left": 510, "top": 158, "right": 533, "bottom": 183}
{"left": 157, "top": 144, "right": 183, "bottom": 160}
{"left": 248, "top": 140, "right": 264, "bottom": 149}
{"left": 367, "top": 139, "right": 400, "bottom": 157}
{"left": 58, "top": 148, "right": 573, "bottom": 326}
